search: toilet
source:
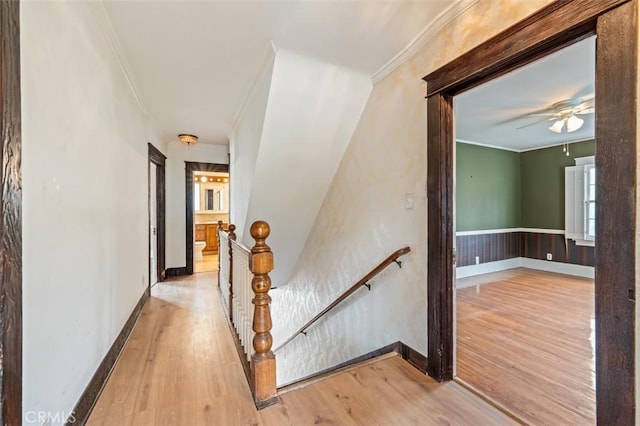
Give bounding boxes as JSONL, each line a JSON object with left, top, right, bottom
{"left": 194, "top": 241, "right": 206, "bottom": 261}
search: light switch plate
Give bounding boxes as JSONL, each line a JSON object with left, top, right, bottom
{"left": 405, "top": 192, "right": 414, "bottom": 209}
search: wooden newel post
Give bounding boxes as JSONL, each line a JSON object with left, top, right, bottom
{"left": 228, "top": 224, "right": 236, "bottom": 322}
{"left": 249, "top": 220, "right": 277, "bottom": 407}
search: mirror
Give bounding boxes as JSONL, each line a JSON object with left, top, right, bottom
{"left": 194, "top": 181, "right": 228, "bottom": 212}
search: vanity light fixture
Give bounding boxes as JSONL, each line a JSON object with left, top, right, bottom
{"left": 178, "top": 133, "right": 198, "bottom": 146}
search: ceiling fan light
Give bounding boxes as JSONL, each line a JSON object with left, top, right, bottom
{"left": 566, "top": 114, "right": 584, "bottom": 132}
{"left": 548, "top": 120, "right": 564, "bottom": 133}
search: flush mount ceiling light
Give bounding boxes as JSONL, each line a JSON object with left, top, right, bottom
{"left": 178, "top": 133, "right": 198, "bottom": 146}
{"left": 548, "top": 113, "right": 585, "bottom": 133}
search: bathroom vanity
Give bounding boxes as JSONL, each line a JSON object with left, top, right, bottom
{"left": 195, "top": 223, "right": 228, "bottom": 254}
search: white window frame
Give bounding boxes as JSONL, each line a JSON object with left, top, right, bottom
{"left": 584, "top": 164, "right": 596, "bottom": 241}
{"left": 565, "top": 156, "right": 595, "bottom": 247}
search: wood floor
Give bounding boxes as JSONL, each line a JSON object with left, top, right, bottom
{"left": 89, "top": 272, "right": 515, "bottom": 425}
{"left": 456, "top": 268, "right": 595, "bottom": 425}
{"left": 194, "top": 254, "right": 218, "bottom": 273}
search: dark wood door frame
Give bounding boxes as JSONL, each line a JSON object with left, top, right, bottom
{"left": 148, "top": 143, "right": 167, "bottom": 283}
{"left": 184, "top": 161, "right": 229, "bottom": 275}
{"left": 423, "top": 0, "right": 636, "bottom": 423}
{"left": 0, "top": 2, "right": 22, "bottom": 424}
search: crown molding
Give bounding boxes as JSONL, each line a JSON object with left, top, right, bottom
{"left": 90, "top": 1, "right": 148, "bottom": 115}
{"left": 456, "top": 138, "right": 521, "bottom": 152}
{"left": 230, "top": 41, "right": 277, "bottom": 133}
{"left": 371, "top": 0, "right": 479, "bottom": 84}
{"left": 518, "top": 137, "right": 594, "bottom": 152}
{"left": 456, "top": 137, "right": 595, "bottom": 153}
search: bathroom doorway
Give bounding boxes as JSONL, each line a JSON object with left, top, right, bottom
{"left": 193, "top": 171, "right": 230, "bottom": 273}
{"left": 184, "top": 161, "right": 229, "bottom": 275}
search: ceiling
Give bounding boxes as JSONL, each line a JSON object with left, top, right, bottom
{"left": 455, "top": 36, "right": 596, "bottom": 151}
{"left": 101, "top": 0, "right": 454, "bottom": 145}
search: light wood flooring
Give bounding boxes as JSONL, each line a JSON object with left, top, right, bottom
{"left": 194, "top": 254, "right": 218, "bottom": 273}
{"left": 456, "top": 268, "right": 595, "bottom": 425}
{"left": 89, "top": 272, "right": 516, "bottom": 425}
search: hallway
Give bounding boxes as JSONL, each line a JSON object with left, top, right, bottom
{"left": 88, "top": 273, "right": 516, "bottom": 425}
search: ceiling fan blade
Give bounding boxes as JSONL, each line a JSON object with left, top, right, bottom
{"left": 575, "top": 108, "right": 595, "bottom": 115}
{"left": 516, "top": 117, "right": 555, "bottom": 129}
{"left": 527, "top": 113, "right": 557, "bottom": 117}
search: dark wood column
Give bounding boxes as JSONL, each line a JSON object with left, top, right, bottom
{"left": 0, "top": 1, "right": 22, "bottom": 424}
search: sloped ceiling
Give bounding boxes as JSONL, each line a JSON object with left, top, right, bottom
{"left": 100, "top": 0, "right": 454, "bottom": 145}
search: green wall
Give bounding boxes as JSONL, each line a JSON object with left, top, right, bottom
{"left": 520, "top": 140, "right": 595, "bottom": 229}
{"left": 456, "top": 143, "right": 521, "bottom": 231}
{"left": 456, "top": 140, "right": 595, "bottom": 231}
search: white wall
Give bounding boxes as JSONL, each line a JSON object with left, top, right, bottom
{"left": 271, "top": 0, "right": 556, "bottom": 385}
{"left": 242, "top": 48, "right": 372, "bottom": 285}
{"left": 229, "top": 51, "right": 275, "bottom": 236}
{"left": 21, "top": 2, "right": 160, "bottom": 423}
{"left": 165, "top": 141, "right": 228, "bottom": 268}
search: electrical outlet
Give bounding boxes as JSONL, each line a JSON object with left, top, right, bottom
{"left": 546, "top": 253, "right": 553, "bottom": 261}
{"left": 475, "top": 256, "right": 480, "bottom": 265}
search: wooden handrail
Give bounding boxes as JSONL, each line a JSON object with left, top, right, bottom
{"left": 273, "top": 246, "right": 411, "bottom": 353}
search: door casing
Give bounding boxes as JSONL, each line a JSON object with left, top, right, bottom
{"left": 423, "top": 0, "right": 637, "bottom": 423}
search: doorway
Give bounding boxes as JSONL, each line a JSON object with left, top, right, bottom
{"left": 451, "top": 36, "right": 597, "bottom": 423}
{"left": 184, "top": 162, "right": 229, "bottom": 275}
{"left": 424, "top": 1, "right": 636, "bottom": 423}
{"left": 193, "top": 171, "right": 230, "bottom": 273}
{"left": 148, "top": 143, "right": 166, "bottom": 286}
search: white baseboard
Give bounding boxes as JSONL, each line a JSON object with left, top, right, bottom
{"left": 456, "top": 257, "right": 594, "bottom": 280}
{"left": 519, "top": 258, "right": 594, "bottom": 279}
{"left": 455, "top": 258, "right": 521, "bottom": 281}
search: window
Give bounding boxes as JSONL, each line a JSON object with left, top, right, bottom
{"left": 565, "top": 156, "right": 595, "bottom": 246}
{"left": 584, "top": 164, "right": 596, "bottom": 240}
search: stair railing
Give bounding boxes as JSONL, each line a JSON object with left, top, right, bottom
{"left": 273, "top": 246, "right": 411, "bottom": 353}
{"left": 217, "top": 220, "right": 277, "bottom": 408}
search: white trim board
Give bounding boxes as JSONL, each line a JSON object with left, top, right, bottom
{"left": 455, "top": 257, "right": 594, "bottom": 280}
{"left": 91, "top": 1, "right": 148, "bottom": 115}
{"left": 456, "top": 228, "right": 565, "bottom": 236}
{"left": 456, "top": 137, "right": 595, "bottom": 153}
{"left": 372, "top": 0, "right": 479, "bottom": 83}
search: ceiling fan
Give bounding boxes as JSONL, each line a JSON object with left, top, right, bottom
{"left": 517, "top": 95, "right": 595, "bottom": 133}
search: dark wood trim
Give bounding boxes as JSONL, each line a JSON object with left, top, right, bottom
{"left": 424, "top": 0, "right": 636, "bottom": 422}
{"left": 148, "top": 143, "right": 166, "bottom": 283}
{"left": 427, "top": 93, "right": 454, "bottom": 381}
{"left": 165, "top": 267, "right": 188, "bottom": 278}
{"left": 148, "top": 142, "right": 166, "bottom": 164}
{"left": 184, "top": 162, "right": 229, "bottom": 275}
{"left": 273, "top": 247, "right": 411, "bottom": 353}
{"left": 67, "top": 288, "right": 150, "bottom": 425}
{"left": 399, "top": 342, "right": 428, "bottom": 374}
{"left": 277, "top": 341, "right": 427, "bottom": 392}
{"left": 277, "top": 342, "right": 402, "bottom": 391}
{"left": 423, "top": 0, "right": 627, "bottom": 96}
{"left": 0, "top": 2, "right": 22, "bottom": 424}
{"left": 595, "top": 2, "right": 637, "bottom": 424}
